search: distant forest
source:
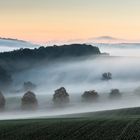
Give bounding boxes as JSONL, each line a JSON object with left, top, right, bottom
{"left": 0, "top": 44, "right": 100, "bottom": 60}
{"left": 0, "top": 44, "right": 100, "bottom": 89}
{"left": 0, "top": 44, "right": 100, "bottom": 73}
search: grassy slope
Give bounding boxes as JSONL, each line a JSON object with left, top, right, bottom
{"left": 1, "top": 107, "right": 140, "bottom": 140}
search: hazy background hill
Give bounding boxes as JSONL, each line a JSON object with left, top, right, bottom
{"left": 0, "top": 37, "right": 39, "bottom": 52}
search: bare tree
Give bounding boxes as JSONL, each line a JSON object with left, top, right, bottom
{"left": 23, "top": 81, "right": 36, "bottom": 92}
{"left": 102, "top": 72, "right": 112, "bottom": 80}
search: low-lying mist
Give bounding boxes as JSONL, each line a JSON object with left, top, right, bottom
{"left": 1, "top": 44, "right": 140, "bottom": 120}
{"left": 96, "top": 43, "right": 140, "bottom": 57}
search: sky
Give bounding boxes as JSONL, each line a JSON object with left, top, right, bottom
{"left": 0, "top": 0, "right": 140, "bottom": 43}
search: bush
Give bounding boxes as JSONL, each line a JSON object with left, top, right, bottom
{"left": 21, "top": 91, "right": 38, "bottom": 110}
{"left": 109, "top": 89, "right": 121, "bottom": 99}
{"left": 82, "top": 90, "right": 99, "bottom": 102}
{"left": 53, "top": 87, "right": 69, "bottom": 105}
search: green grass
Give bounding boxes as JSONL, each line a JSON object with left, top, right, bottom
{"left": 1, "top": 107, "right": 140, "bottom": 140}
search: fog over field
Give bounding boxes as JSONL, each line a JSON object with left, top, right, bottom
{"left": 1, "top": 43, "right": 140, "bottom": 120}
{"left": 96, "top": 43, "right": 140, "bottom": 57}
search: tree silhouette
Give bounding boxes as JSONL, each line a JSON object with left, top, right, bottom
{"left": 102, "top": 72, "right": 112, "bottom": 80}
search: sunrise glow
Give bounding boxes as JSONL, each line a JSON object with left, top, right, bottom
{"left": 0, "top": 0, "right": 140, "bottom": 43}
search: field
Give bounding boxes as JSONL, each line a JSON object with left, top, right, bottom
{"left": 1, "top": 107, "right": 140, "bottom": 140}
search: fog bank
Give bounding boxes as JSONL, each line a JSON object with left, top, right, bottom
{"left": 1, "top": 43, "right": 140, "bottom": 120}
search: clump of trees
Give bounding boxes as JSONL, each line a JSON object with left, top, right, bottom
{"left": 82, "top": 90, "right": 99, "bottom": 102}
{"left": 0, "top": 92, "right": 5, "bottom": 109}
{"left": 21, "top": 91, "right": 38, "bottom": 109}
{"left": 102, "top": 72, "right": 112, "bottom": 80}
{"left": 23, "top": 81, "right": 36, "bottom": 92}
{"left": 13, "top": 81, "right": 37, "bottom": 94}
{"left": 0, "top": 44, "right": 101, "bottom": 62}
{"left": 109, "top": 89, "right": 121, "bottom": 98}
{"left": 53, "top": 87, "right": 69, "bottom": 105}
{"left": 0, "top": 87, "right": 124, "bottom": 111}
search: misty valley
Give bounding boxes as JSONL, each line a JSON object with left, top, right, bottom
{"left": 2, "top": 1, "right": 140, "bottom": 139}
{"left": 0, "top": 44, "right": 140, "bottom": 120}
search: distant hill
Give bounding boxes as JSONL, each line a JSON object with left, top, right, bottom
{"left": 0, "top": 44, "right": 101, "bottom": 90}
{"left": 87, "top": 36, "right": 129, "bottom": 44}
{"left": 0, "top": 44, "right": 100, "bottom": 61}
{"left": 0, "top": 37, "right": 38, "bottom": 52}
{"left": 0, "top": 37, "right": 29, "bottom": 43}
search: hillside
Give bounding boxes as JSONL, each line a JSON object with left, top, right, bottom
{"left": 0, "top": 44, "right": 100, "bottom": 90}
{"left": 1, "top": 107, "right": 140, "bottom": 140}
{"left": 65, "top": 107, "right": 140, "bottom": 118}
{"left": 0, "top": 44, "right": 100, "bottom": 61}
{"left": 0, "top": 43, "right": 100, "bottom": 73}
